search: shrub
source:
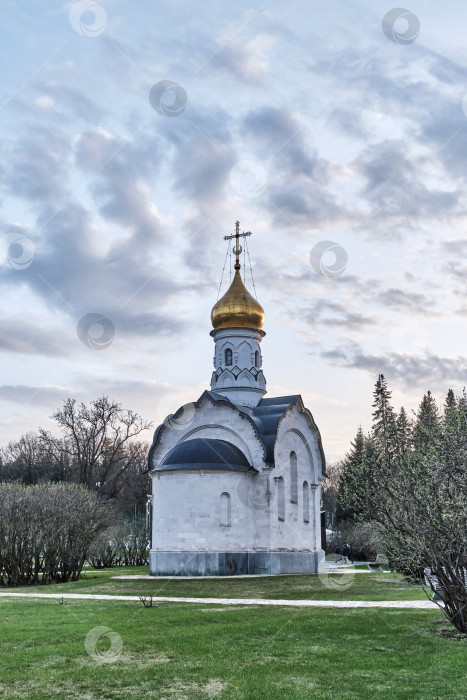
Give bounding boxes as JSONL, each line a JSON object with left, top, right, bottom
{"left": 0, "top": 482, "right": 112, "bottom": 586}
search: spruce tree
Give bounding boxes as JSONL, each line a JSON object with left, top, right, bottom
{"left": 335, "top": 426, "right": 366, "bottom": 523}
{"left": 412, "top": 391, "right": 441, "bottom": 457}
{"left": 371, "top": 374, "right": 397, "bottom": 469}
{"left": 395, "top": 406, "right": 411, "bottom": 462}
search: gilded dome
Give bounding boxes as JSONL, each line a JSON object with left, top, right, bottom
{"left": 211, "top": 264, "right": 265, "bottom": 330}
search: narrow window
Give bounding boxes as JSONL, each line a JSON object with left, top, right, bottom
{"left": 220, "top": 492, "right": 231, "bottom": 526}
{"left": 225, "top": 348, "right": 233, "bottom": 366}
{"left": 255, "top": 350, "right": 259, "bottom": 368}
{"left": 290, "top": 451, "right": 298, "bottom": 503}
{"left": 278, "top": 477, "right": 285, "bottom": 521}
{"left": 303, "top": 481, "right": 309, "bottom": 523}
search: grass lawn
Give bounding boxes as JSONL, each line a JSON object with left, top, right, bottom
{"left": 14, "top": 566, "right": 429, "bottom": 602}
{"left": 0, "top": 595, "right": 466, "bottom": 700}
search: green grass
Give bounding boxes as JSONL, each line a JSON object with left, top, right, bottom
{"left": 0, "top": 596, "right": 465, "bottom": 699}
{"left": 17, "top": 566, "right": 428, "bottom": 601}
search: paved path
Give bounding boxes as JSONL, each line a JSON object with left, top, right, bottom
{"left": 0, "top": 591, "right": 439, "bottom": 609}
{"left": 113, "top": 565, "right": 373, "bottom": 580}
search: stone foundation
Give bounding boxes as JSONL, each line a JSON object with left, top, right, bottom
{"left": 149, "top": 550, "right": 324, "bottom": 576}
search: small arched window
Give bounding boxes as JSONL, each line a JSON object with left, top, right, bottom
{"left": 220, "top": 492, "right": 231, "bottom": 526}
{"left": 290, "top": 451, "right": 298, "bottom": 504}
{"left": 278, "top": 477, "right": 285, "bottom": 521}
{"left": 225, "top": 348, "right": 233, "bottom": 366}
{"left": 255, "top": 350, "right": 259, "bottom": 368}
{"left": 303, "top": 481, "right": 309, "bottom": 523}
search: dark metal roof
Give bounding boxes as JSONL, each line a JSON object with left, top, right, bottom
{"left": 155, "top": 437, "right": 255, "bottom": 472}
{"left": 245, "top": 396, "right": 300, "bottom": 464}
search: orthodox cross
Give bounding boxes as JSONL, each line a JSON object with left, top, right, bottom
{"left": 224, "top": 221, "right": 252, "bottom": 266}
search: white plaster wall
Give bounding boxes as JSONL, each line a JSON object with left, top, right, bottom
{"left": 149, "top": 393, "right": 324, "bottom": 558}
{"left": 150, "top": 394, "right": 272, "bottom": 553}
{"left": 269, "top": 404, "right": 324, "bottom": 552}
{"left": 152, "top": 470, "right": 257, "bottom": 551}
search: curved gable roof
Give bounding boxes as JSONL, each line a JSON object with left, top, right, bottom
{"left": 148, "top": 390, "right": 325, "bottom": 474}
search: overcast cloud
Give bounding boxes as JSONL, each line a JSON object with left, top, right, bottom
{"left": 2, "top": 1, "right": 467, "bottom": 460}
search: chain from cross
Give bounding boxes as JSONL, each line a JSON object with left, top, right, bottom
{"left": 224, "top": 221, "right": 252, "bottom": 266}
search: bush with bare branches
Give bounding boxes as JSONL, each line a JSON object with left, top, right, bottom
{"left": 0, "top": 482, "right": 112, "bottom": 587}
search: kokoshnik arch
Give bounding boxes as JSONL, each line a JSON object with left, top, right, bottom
{"left": 148, "top": 223, "right": 326, "bottom": 576}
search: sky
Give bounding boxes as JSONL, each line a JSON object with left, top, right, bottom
{"left": 2, "top": 0, "right": 467, "bottom": 463}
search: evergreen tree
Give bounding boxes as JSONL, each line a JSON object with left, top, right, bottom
{"left": 335, "top": 427, "right": 378, "bottom": 523}
{"left": 395, "top": 406, "right": 411, "bottom": 462}
{"left": 443, "top": 388, "right": 467, "bottom": 474}
{"left": 371, "top": 374, "right": 397, "bottom": 468}
{"left": 412, "top": 391, "right": 441, "bottom": 456}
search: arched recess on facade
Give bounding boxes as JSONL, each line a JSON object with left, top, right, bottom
{"left": 284, "top": 428, "right": 316, "bottom": 484}
{"left": 220, "top": 492, "right": 231, "bottom": 526}
{"left": 290, "top": 451, "right": 298, "bottom": 503}
{"left": 237, "top": 340, "right": 252, "bottom": 367}
{"left": 277, "top": 476, "right": 285, "bottom": 521}
{"left": 303, "top": 481, "right": 309, "bottom": 523}
{"left": 236, "top": 369, "right": 254, "bottom": 386}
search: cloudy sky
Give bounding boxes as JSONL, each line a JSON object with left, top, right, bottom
{"left": 2, "top": 0, "right": 467, "bottom": 462}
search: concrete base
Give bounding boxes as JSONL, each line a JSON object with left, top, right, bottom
{"left": 149, "top": 550, "right": 325, "bottom": 576}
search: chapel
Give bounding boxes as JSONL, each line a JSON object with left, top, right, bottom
{"left": 148, "top": 223, "right": 325, "bottom": 576}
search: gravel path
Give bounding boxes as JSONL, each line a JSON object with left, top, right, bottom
{"left": 0, "top": 591, "right": 438, "bottom": 609}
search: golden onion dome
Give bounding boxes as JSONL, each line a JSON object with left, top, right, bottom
{"left": 211, "top": 263, "right": 265, "bottom": 330}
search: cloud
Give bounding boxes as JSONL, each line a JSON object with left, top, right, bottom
{"left": 0, "top": 384, "right": 71, "bottom": 406}
{"left": 375, "top": 288, "right": 436, "bottom": 315}
{"left": 327, "top": 107, "right": 368, "bottom": 140}
{"left": 5, "top": 126, "right": 70, "bottom": 204}
{"left": 302, "top": 299, "right": 377, "bottom": 331}
{"left": 0, "top": 318, "right": 71, "bottom": 357}
{"left": 353, "top": 139, "right": 459, "bottom": 221}
{"left": 203, "top": 32, "right": 275, "bottom": 83}
{"left": 321, "top": 341, "right": 467, "bottom": 386}
{"left": 242, "top": 107, "right": 343, "bottom": 228}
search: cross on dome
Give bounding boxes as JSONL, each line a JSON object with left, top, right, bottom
{"left": 212, "top": 222, "right": 264, "bottom": 330}
{"left": 224, "top": 221, "right": 252, "bottom": 269}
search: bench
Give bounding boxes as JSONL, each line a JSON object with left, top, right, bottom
{"left": 367, "top": 554, "right": 389, "bottom": 572}
{"left": 424, "top": 567, "right": 467, "bottom": 603}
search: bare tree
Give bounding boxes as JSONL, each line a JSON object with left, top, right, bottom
{"left": 114, "top": 441, "right": 151, "bottom": 516}
{"left": 321, "top": 460, "right": 343, "bottom": 527}
{"left": 40, "top": 397, "right": 152, "bottom": 494}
